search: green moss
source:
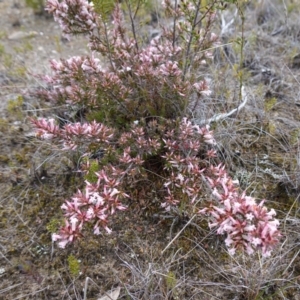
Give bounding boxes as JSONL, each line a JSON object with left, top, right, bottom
{"left": 25, "top": 0, "right": 44, "bottom": 11}
{"left": 7, "top": 95, "right": 23, "bottom": 112}
{"left": 13, "top": 66, "right": 27, "bottom": 77}
{"left": 266, "top": 121, "right": 276, "bottom": 136}
{"left": 0, "top": 118, "right": 9, "bottom": 131}
{"left": 165, "top": 271, "right": 177, "bottom": 290}
{"left": 84, "top": 159, "right": 99, "bottom": 183}
{"left": 0, "top": 155, "right": 9, "bottom": 164}
{"left": 0, "top": 31, "right": 6, "bottom": 39}
{"left": 287, "top": 2, "right": 300, "bottom": 13}
{"left": 13, "top": 41, "right": 33, "bottom": 55}
{"left": 46, "top": 218, "right": 61, "bottom": 234}
{"left": 247, "top": 31, "right": 258, "bottom": 46}
{"left": 3, "top": 53, "right": 13, "bottom": 68}
{"left": 264, "top": 97, "right": 277, "bottom": 112}
{"left": 23, "top": 41, "right": 34, "bottom": 52}
{"left": 289, "top": 128, "right": 300, "bottom": 145}
{"left": 14, "top": 153, "right": 26, "bottom": 164}
{"left": 67, "top": 254, "right": 81, "bottom": 277}
{"left": 53, "top": 35, "right": 62, "bottom": 53}
{"left": 0, "top": 43, "right": 5, "bottom": 56}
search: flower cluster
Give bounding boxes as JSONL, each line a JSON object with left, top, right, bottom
{"left": 53, "top": 166, "right": 128, "bottom": 248}
{"left": 200, "top": 164, "right": 280, "bottom": 256}
{"left": 31, "top": 0, "right": 281, "bottom": 255}
{"left": 33, "top": 117, "right": 215, "bottom": 247}
{"left": 162, "top": 118, "right": 215, "bottom": 209}
{"left": 39, "top": 1, "right": 217, "bottom": 122}
{"left": 31, "top": 118, "right": 114, "bottom": 150}
{"left": 46, "top": 0, "right": 97, "bottom": 39}
{"left": 33, "top": 117, "right": 280, "bottom": 255}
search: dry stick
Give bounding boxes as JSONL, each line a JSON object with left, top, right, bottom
{"left": 83, "top": 277, "right": 98, "bottom": 300}
{"left": 220, "top": 8, "right": 238, "bottom": 36}
{"left": 282, "top": 248, "right": 300, "bottom": 276}
{"left": 197, "top": 85, "right": 248, "bottom": 126}
{"left": 281, "top": 0, "right": 288, "bottom": 26}
{"left": 0, "top": 250, "right": 13, "bottom": 266}
{"left": 161, "top": 214, "right": 196, "bottom": 255}
{"left": 84, "top": 277, "right": 117, "bottom": 300}
{"left": 0, "top": 283, "right": 23, "bottom": 295}
{"left": 283, "top": 193, "right": 300, "bottom": 231}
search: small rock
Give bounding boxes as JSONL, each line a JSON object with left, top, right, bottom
{"left": 8, "top": 31, "right": 38, "bottom": 40}
{"left": 149, "top": 29, "right": 161, "bottom": 40}
{"left": 291, "top": 53, "right": 300, "bottom": 68}
{"left": 12, "top": 20, "right": 21, "bottom": 27}
{"left": 48, "top": 290, "right": 59, "bottom": 297}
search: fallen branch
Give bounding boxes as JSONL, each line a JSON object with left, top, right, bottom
{"left": 198, "top": 86, "right": 248, "bottom": 126}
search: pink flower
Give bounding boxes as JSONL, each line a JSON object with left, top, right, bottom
{"left": 193, "top": 80, "right": 212, "bottom": 96}
{"left": 31, "top": 118, "right": 60, "bottom": 139}
{"left": 38, "top": 0, "right": 280, "bottom": 257}
{"left": 52, "top": 217, "right": 82, "bottom": 248}
{"left": 46, "top": 0, "right": 97, "bottom": 38}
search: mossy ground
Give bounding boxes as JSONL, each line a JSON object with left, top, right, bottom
{"left": 1, "top": 0, "right": 300, "bottom": 299}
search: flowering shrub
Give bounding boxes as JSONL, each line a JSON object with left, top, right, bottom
{"left": 32, "top": 0, "right": 280, "bottom": 256}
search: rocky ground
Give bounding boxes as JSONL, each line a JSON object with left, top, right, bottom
{"left": 1, "top": 0, "right": 300, "bottom": 299}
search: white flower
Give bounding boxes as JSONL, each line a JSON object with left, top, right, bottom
{"left": 246, "top": 213, "right": 254, "bottom": 221}
{"left": 251, "top": 237, "right": 262, "bottom": 246}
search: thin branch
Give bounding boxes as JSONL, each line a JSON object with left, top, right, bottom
{"left": 197, "top": 86, "right": 249, "bottom": 126}
{"left": 182, "top": 0, "right": 218, "bottom": 79}
{"left": 161, "top": 214, "right": 196, "bottom": 255}
{"left": 182, "top": 0, "right": 202, "bottom": 79}
{"left": 125, "top": 0, "right": 139, "bottom": 51}
{"left": 102, "top": 21, "right": 115, "bottom": 70}
{"left": 172, "top": 0, "right": 178, "bottom": 48}
{"left": 0, "top": 283, "right": 23, "bottom": 295}
{"left": 220, "top": 8, "right": 238, "bottom": 36}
